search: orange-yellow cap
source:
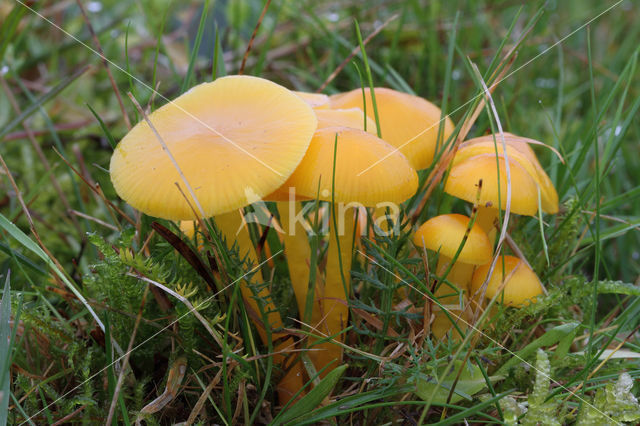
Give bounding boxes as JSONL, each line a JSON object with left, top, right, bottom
{"left": 110, "top": 75, "right": 317, "bottom": 220}
{"left": 278, "top": 127, "right": 418, "bottom": 206}
{"left": 444, "top": 153, "right": 540, "bottom": 216}
{"left": 470, "top": 255, "right": 543, "bottom": 307}
{"left": 413, "top": 214, "right": 492, "bottom": 265}
{"left": 455, "top": 134, "right": 558, "bottom": 214}
{"left": 329, "top": 87, "right": 454, "bottom": 170}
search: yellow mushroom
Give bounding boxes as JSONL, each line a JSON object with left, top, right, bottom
{"left": 470, "top": 255, "right": 544, "bottom": 307}
{"left": 276, "top": 126, "right": 418, "bottom": 377}
{"left": 110, "top": 75, "right": 318, "bottom": 404}
{"left": 413, "top": 214, "right": 492, "bottom": 339}
{"left": 444, "top": 133, "right": 559, "bottom": 241}
{"left": 330, "top": 87, "right": 454, "bottom": 234}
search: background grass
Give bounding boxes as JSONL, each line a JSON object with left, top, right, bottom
{"left": 1, "top": 0, "right": 639, "bottom": 424}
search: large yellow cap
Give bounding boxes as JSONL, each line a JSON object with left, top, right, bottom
{"left": 444, "top": 153, "right": 540, "bottom": 216}
{"left": 455, "top": 134, "right": 558, "bottom": 214}
{"left": 278, "top": 127, "right": 418, "bottom": 206}
{"left": 470, "top": 255, "right": 543, "bottom": 307}
{"left": 329, "top": 87, "right": 454, "bottom": 170}
{"left": 413, "top": 214, "right": 492, "bottom": 265}
{"left": 110, "top": 75, "right": 317, "bottom": 220}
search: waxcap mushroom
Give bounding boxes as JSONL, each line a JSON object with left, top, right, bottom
{"left": 110, "top": 75, "right": 317, "bottom": 220}
{"left": 280, "top": 126, "right": 418, "bottom": 206}
{"left": 470, "top": 255, "right": 543, "bottom": 307}
{"left": 444, "top": 153, "right": 541, "bottom": 216}
{"left": 454, "top": 133, "right": 558, "bottom": 214}
{"left": 329, "top": 87, "right": 454, "bottom": 170}
{"left": 413, "top": 214, "right": 493, "bottom": 265}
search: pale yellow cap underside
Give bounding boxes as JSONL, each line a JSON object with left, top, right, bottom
{"left": 110, "top": 75, "right": 317, "bottom": 220}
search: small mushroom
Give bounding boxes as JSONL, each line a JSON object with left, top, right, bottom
{"left": 470, "top": 255, "right": 544, "bottom": 307}
{"left": 413, "top": 214, "right": 493, "bottom": 289}
{"left": 444, "top": 133, "right": 559, "bottom": 241}
{"left": 413, "top": 214, "right": 492, "bottom": 339}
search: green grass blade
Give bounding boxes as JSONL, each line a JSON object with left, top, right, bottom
{"left": 0, "top": 212, "right": 105, "bottom": 332}
{"left": 354, "top": 19, "right": 381, "bottom": 138}
{"left": 181, "top": 0, "right": 210, "bottom": 93}
{"left": 272, "top": 364, "right": 347, "bottom": 425}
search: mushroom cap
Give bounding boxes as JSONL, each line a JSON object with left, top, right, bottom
{"left": 315, "top": 108, "right": 377, "bottom": 133}
{"left": 470, "top": 255, "right": 543, "bottom": 307}
{"left": 444, "top": 153, "right": 540, "bottom": 216}
{"left": 329, "top": 87, "right": 454, "bottom": 170}
{"left": 265, "top": 110, "right": 377, "bottom": 202}
{"left": 455, "top": 134, "right": 558, "bottom": 214}
{"left": 110, "top": 75, "right": 317, "bottom": 220}
{"left": 278, "top": 126, "right": 418, "bottom": 206}
{"left": 294, "top": 91, "right": 330, "bottom": 109}
{"left": 413, "top": 214, "right": 492, "bottom": 265}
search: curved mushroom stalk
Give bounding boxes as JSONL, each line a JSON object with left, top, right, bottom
{"left": 310, "top": 207, "right": 354, "bottom": 378}
{"left": 430, "top": 284, "right": 471, "bottom": 341}
{"left": 214, "top": 210, "right": 303, "bottom": 404}
{"left": 276, "top": 201, "right": 313, "bottom": 321}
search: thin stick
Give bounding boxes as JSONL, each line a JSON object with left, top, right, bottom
{"left": 69, "top": 210, "right": 119, "bottom": 231}
{"left": 185, "top": 368, "right": 225, "bottom": 425}
{"left": 75, "top": 0, "right": 131, "bottom": 129}
{"left": 317, "top": 14, "right": 398, "bottom": 93}
{"left": 51, "top": 405, "right": 86, "bottom": 426}
{"left": 2, "top": 119, "right": 93, "bottom": 142}
{"left": 238, "top": 0, "right": 272, "bottom": 75}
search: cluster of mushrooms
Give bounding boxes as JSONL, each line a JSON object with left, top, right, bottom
{"left": 110, "top": 75, "right": 558, "bottom": 403}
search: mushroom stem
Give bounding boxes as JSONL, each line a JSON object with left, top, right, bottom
{"left": 432, "top": 257, "right": 472, "bottom": 340}
{"left": 436, "top": 256, "right": 474, "bottom": 292}
{"left": 277, "top": 201, "right": 313, "bottom": 321}
{"left": 476, "top": 206, "right": 499, "bottom": 244}
{"left": 310, "top": 206, "right": 354, "bottom": 378}
{"left": 214, "top": 210, "right": 303, "bottom": 403}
